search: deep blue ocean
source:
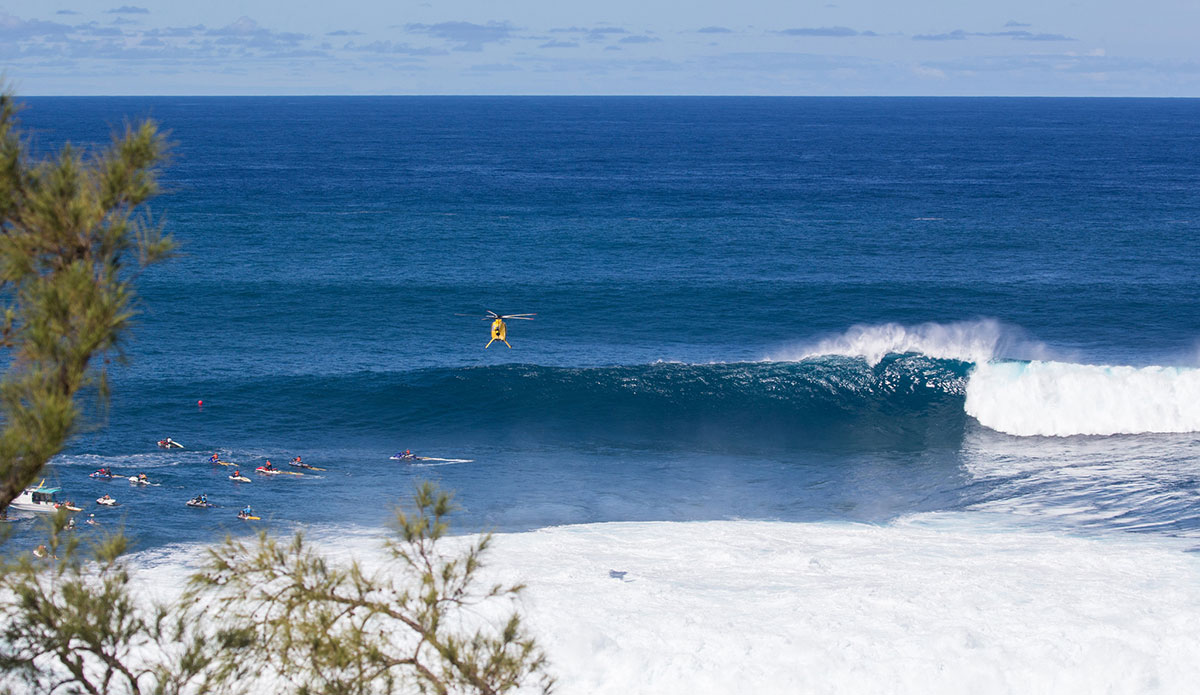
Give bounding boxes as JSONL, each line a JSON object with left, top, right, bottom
{"left": 8, "top": 97, "right": 1200, "bottom": 551}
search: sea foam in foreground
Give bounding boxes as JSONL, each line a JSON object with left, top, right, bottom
{"left": 133, "top": 515, "right": 1200, "bottom": 695}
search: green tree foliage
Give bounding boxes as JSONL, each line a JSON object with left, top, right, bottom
{"left": 0, "top": 512, "right": 213, "bottom": 695}
{"left": 1, "top": 486, "right": 554, "bottom": 695}
{"left": 192, "top": 483, "right": 553, "bottom": 695}
{"left": 0, "top": 88, "right": 174, "bottom": 512}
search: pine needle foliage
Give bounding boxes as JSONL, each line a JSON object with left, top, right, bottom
{"left": 0, "top": 512, "right": 213, "bottom": 695}
{"left": 190, "top": 482, "right": 554, "bottom": 695}
{"left": 0, "top": 88, "right": 174, "bottom": 512}
{"left": 1, "top": 486, "right": 554, "bottom": 695}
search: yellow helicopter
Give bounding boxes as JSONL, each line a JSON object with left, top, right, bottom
{"left": 457, "top": 310, "right": 536, "bottom": 348}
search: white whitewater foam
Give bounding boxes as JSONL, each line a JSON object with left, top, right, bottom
{"left": 966, "top": 360, "right": 1200, "bottom": 436}
{"left": 771, "top": 319, "right": 1044, "bottom": 366}
{"left": 115, "top": 517, "right": 1200, "bottom": 695}
{"left": 487, "top": 518, "right": 1200, "bottom": 695}
{"left": 50, "top": 452, "right": 192, "bottom": 470}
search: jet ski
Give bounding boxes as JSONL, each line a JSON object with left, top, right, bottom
{"left": 287, "top": 460, "right": 324, "bottom": 471}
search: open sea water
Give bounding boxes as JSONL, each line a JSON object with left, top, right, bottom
{"left": 8, "top": 96, "right": 1200, "bottom": 693}
{"left": 6, "top": 96, "right": 1200, "bottom": 550}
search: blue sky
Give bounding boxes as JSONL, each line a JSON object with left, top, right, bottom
{"left": 3, "top": 0, "right": 1198, "bottom": 95}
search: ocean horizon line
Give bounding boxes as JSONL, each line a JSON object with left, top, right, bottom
{"left": 19, "top": 93, "right": 1200, "bottom": 100}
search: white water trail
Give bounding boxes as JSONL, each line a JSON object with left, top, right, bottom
{"left": 966, "top": 360, "right": 1200, "bottom": 437}
{"left": 772, "top": 319, "right": 1046, "bottom": 366}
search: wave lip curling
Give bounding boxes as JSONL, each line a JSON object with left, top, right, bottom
{"left": 966, "top": 360, "right": 1200, "bottom": 437}
{"left": 774, "top": 319, "right": 1043, "bottom": 367}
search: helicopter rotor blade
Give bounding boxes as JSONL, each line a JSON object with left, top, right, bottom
{"left": 499, "top": 313, "right": 536, "bottom": 320}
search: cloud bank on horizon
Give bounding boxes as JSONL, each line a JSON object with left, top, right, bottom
{"left": 2, "top": 0, "right": 1198, "bottom": 95}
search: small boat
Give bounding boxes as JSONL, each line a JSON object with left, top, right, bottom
{"left": 185, "top": 498, "right": 214, "bottom": 508}
{"left": 10, "top": 483, "right": 65, "bottom": 513}
{"left": 89, "top": 470, "right": 116, "bottom": 479}
{"left": 55, "top": 502, "right": 83, "bottom": 512}
{"left": 237, "top": 512, "right": 260, "bottom": 521}
{"left": 389, "top": 452, "right": 417, "bottom": 461}
{"left": 228, "top": 474, "right": 251, "bottom": 483}
{"left": 96, "top": 495, "right": 118, "bottom": 507}
{"left": 255, "top": 466, "right": 281, "bottom": 475}
{"left": 128, "top": 475, "right": 151, "bottom": 485}
{"left": 287, "top": 461, "right": 324, "bottom": 471}
{"left": 157, "top": 438, "right": 183, "bottom": 449}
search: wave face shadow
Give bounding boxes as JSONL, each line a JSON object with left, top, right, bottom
{"left": 105, "top": 355, "right": 974, "bottom": 455}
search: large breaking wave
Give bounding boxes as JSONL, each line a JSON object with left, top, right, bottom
{"left": 106, "top": 356, "right": 972, "bottom": 452}
{"left": 776, "top": 320, "right": 1200, "bottom": 438}
{"left": 102, "top": 320, "right": 1200, "bottom": 446}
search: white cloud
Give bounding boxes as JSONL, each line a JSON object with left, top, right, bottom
{"left": 405, "top": 21, "right": 516, "bottom": 52}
